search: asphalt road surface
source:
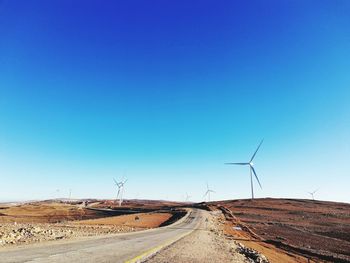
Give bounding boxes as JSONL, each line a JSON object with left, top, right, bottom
{"left": 0, "top": 209, "right": 202, "bottom": 263}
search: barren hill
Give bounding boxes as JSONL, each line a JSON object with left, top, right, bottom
{"left": 212, "top": 198, "right": 350, "bottom": 262}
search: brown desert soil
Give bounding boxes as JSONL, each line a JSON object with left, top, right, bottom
{"left": 212, "top": 198, "right": 350, "bottom": 263}
{"left": 73, "top": 212, "right": 173, "bottom": 228}
{"left": 0, "top": 203, "right": 103, "bottom": 223}
{"left": 0, "top": 201, "right": 180, "bottom": 248}
{"left": 90, "top": 199, "right": 182, "bottom": 210}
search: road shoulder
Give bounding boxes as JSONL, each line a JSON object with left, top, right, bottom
{"left": 145, "top": 210, "right": 249, "bottom": 263}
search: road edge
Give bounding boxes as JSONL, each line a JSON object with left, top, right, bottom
{"left": 125, "top": 209, "right": 197, "bottom": 263}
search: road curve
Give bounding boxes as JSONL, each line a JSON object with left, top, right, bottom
{"left": 0, "top": 209, "right": 203, "bottom": 263}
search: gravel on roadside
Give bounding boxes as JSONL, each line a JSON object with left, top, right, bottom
{"left": 146, "top": 210, "right": 255, "bottom": 263}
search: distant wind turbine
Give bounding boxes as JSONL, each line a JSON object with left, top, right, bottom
{"left": 225, "top": 139, "right": 264, "bottom": 200}
{"left": 185, "top": 193, "right": 191, "bottom": 202}
{"left": 203, "top": 183, "right": 215, "bottom": 202}
{"left": 308, "top": 189, "right": 318, "bottom": 200}
{"left": 113, "top": 178, "right": 128, "bottom": 207}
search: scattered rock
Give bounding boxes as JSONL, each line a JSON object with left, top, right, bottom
{"left": 0, "top": 222, "right": 139, "bottom": 247}
{"left": 236, "top": 243, "right": 269, "bottom": 263}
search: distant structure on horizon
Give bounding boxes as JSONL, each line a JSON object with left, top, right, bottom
{"left": 185, "top": 193, "right": 191, "bottom": 202}
{"left": 203, "top": 183, "right": 215, "bottom": 202}
{"left": 113, "top": 178, "right": 128, "bottom": 207}
{"left": 308, "top": 189, "right": 318, "bottom": 200}
{"left": 225, "top": 139, "right": 264, "bottom": 200}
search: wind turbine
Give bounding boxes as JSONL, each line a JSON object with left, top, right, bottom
{"left": 225, "top": 139, "right": 264, "bottom": 200}
{"left": 185, "top": 193, "right": 191, "bottom": 202}
{"left": 308, "top": 189, "right": 318, "bottom": 200}
{"left": 203, "top": 183, "right": 215, "bottom": 202}
{"left": 113, "top": 178, "right": 128, "bottom": 207}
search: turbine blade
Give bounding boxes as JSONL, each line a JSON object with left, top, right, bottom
{"left": 251, "top": 166, "right": 262, "bottom": 189}
{"left": 250, "top": 139, "right": 264, "bottom": 162}
{"left": 225, "top": 162, "right": 249, "bottom": 165}
{"left": 113, "top": 178, "right": 118, "bottom": 185}
{"left": 202, "top": 191, "right": 208, "bottom": 199}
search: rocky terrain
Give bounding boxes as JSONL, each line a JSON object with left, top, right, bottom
{"left": 0, "top": 201, "right": 181, "bottom": 248}
{"left": 0, "top": 222, "right": 137, "bottom": 247}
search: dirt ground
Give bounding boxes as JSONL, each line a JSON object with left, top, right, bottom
{"left": 2, "top": 198, "right": 349, "bottom": 263}
{"left": 0, "top": 201, "right": 178, "bottom": 247}
{"left": 147, "top": 210, "right": 266, "bottom": 263}
{"left": 0, "top": 202, "right": 103, "bottom": 223}
{"left": 74, "top": 212, "right": 173, "bottom": 228}
{"left": 90, "top": 199, "right": 182, "bottom": 210}
{"left": 214, "top": 198, "right": 350, "bottom": 263}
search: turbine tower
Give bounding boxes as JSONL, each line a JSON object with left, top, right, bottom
{"left": 185, "top": 193, "right": 191, "bottom": 202}
{"left": 203, "top": 183, "right": 215, "bottom": 202}
{"left": 308, "top": 189, "right": 318, "bottom": 200}
{"left": 225, "top": 139, "right": 264, "bottom": 200}
{"left": 113, "top": 178, "right": 128, "bottom": 207}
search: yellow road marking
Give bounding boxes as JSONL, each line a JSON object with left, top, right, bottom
{"left": 124, "top": 230, "right": 193, "bottom": 263}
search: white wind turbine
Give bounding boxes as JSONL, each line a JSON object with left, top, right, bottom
{"left": 113, "top": 178, "right": 128, "bottom": 207}
{"left": 308, "top": 189, "right": 318, "bottom": 200}
{"left": 225, "top": 140, "right": 264, "bottom": 200}
{"left": 185, "top": 192, "right": 191, "bottom": 202}
{"left": 203, "top": 183, "right": 215, "bottom": 202}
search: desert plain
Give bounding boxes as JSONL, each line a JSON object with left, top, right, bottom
{"left": 0, "top": 198, "right": 349, "bottom": 263}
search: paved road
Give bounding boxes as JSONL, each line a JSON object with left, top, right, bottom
{"left": 0, "top": 209, "right": 203, "bottom": 263}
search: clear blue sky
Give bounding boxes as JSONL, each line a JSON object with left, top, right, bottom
{"left": 1, "top": 1, "right": 349, "bottom": 202}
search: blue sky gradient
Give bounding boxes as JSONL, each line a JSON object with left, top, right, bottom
{"left": 1, "top": 1, "right": 350, "bottom": 202}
